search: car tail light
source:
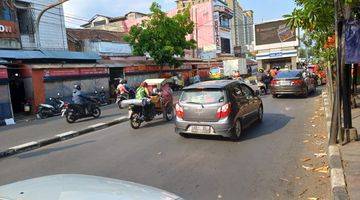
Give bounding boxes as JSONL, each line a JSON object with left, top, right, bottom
{"left": 175, "top": 104, "right": 184, "bottom": 119}
{"left": 292, "top": 79, "right": 304, "bottom": 85}
{"left": 216, "top": 103, "right": 231, "bottom": 119}
{"left": 271, "top": 80, "right": 278, "bottom": 86}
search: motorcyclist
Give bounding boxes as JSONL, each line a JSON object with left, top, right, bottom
{"left": 72, "top": 84, "right": 92, "bottom": 114}
{"left": 117, "top": 79, "right": 129, "bottom": 99}
{"left": 136, "top": 81, "right": 150, "bottom": 100}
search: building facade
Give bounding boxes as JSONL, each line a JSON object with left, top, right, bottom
{"left": 225, "top": 0, "right": 245, "bottom": 57}
{"left": 81, "top": 12, "right": 148, "bottom": 33}
{"left": 0, "top": 0, "right": 105, "bottom": 125}
{"left": 243, "top": 10, "right": 254, "bottom": 52}
{"left": 254, "top": 19, "right": 300, "bottom": 70}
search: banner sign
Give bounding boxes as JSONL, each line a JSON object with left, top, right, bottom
{"left": 0, "top": 20, "right": 20, "bottom": 39}
{"left": 255, "top": 20, "right": 296, "bottom": 46}
{"left": 44, "top": 68, "right": 109, "bottom": 78}
{"left": 346, "top": 20, "right": 360, "bottom": 64}
{"left": 124, "top": 65, "right": 192, "bottom": 74}
{"left": 0, "top": 68, "right": 8, "bottom": 79}
{"left": 213, "top": 12, "right": 221, "bottom": 53}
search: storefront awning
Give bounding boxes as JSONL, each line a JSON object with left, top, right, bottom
{"left": 0, "top": 50, "right": 100, "bottom": 61}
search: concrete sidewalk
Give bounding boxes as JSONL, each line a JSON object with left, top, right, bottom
{"left": 0, "top": 104, "right": 124, "bottom": 151}
{"left": 0, "top": 92, "right": 180, "bottom": 153}
{"left": 341, "top": 107, "right": 360, "bottom": 200}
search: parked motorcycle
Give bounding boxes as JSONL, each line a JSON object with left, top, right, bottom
{"left": 116, "top": 88, "right": 135, "bottom": 109}
{"left": 62, "top": 98, "right": 101, "bottom": 123}
{"left": 93, "top": 87, "right": 108, "bottom": 106}
{"left": 122, "top": 96, "right": 174, "bottom": 129}
{"left": 37, "top": 93, "right": 65, "bottom": 119}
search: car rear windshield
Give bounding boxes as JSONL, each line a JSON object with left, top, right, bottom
{"left": 180, "top": 90, "right": 225, "bottom": 104}
{"left": 276, "top": 71, "right": 302, "bottom": 78}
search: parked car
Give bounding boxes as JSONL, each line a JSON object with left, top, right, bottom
{"left": 175, "top": 80, "right": 263, "bottom": 140}
{"left": 0, "top": 174, "right": 184, "bottom": 200}
{"left": 270, "top": 70, "right": 317, "bottom": 98}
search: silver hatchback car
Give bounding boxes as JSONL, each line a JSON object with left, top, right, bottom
{"left": 175, "top": 80, "right": 263, "bottom": 140}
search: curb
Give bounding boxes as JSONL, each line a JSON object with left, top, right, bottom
{"left": 322, "top": 91, "right": 350, "bottom": 200}
{"left": 0, "top": 116, "right": 128, "bottom": 159}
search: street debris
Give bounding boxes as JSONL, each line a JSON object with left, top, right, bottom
{"left": 295, "top": 176, "right": 301, "bottom": 180}
{"left": 301, "top": 158, "right": 311, "bottom": 162}
{"left": 314, "top": 153, "right": 327, "bottom": 158}
{"left": 298, "top": 188, "right": 308, "bottom": 196}
{"left": 308, "top": 197, "right": 319, "bottom": 200}
{"left": 157, "top": 152, "right": 162, "bottom": 155}
{"left": 217, "top": 194, "right": 222, "bottom": 199}
{"left": 312, "top": 125, "right": 316, "bottom": 127}
{"left": 280, "top": 178, "right": 289, "bottom": 182}
{"left": 302, "top": 165, "right": 314, "bottom": 171}
{"left": 303, "top": 140, "right": 309, "bottom": 143}
{"left": 314, "top": 166, "right": 329, "bottom": 173}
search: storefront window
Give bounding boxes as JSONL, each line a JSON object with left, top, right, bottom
{"left": 220, "top": 15, "right": 230, "bottom": 29}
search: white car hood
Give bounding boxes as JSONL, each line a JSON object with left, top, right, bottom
{"left": 0, "top": 174, "right": 183, "bottom": 200}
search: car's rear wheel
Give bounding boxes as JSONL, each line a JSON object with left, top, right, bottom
{"left": 232, "top": 119, "right": 243, "bottom": 141}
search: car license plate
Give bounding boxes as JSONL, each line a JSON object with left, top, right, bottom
{"left": 61, "top": 109, "right": 66, "bottom": 117}
{"left": 280, "top": 81, "right": 290, "bottom": 86}
{"left": 190, "top": 126, "right": 211, "bottom": 134}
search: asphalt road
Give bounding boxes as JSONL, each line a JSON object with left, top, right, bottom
{"left": 0, "top": 92, "right": 320, "bottom": 199}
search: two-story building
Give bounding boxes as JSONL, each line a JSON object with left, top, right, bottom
{"left": 0, "top": 0, "right": 107, "bottom": 125}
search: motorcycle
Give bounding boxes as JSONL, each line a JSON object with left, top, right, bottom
{"left": 122, "top": 97, "right": 174, "bottom": 129}
{"left": 93, "top": 87, "right": 108, "bottom": 106}
{"left": 37, "top": 93, "right": 65, "bottom": 119}
{"left": 116, "top": 87, "right": 135, "bottom": 109}
{"left": 62, "top": 98, "right": 101, "bottom": 123}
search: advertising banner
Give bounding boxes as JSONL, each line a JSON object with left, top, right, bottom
{"left": 346, "top": 20, "right": 360, "bottom": 64}
{"left": 255, "top": 20, "right": 296, "bottom": 46}
{"left": 213, "top": 12, "right": 221, "bottom": 53}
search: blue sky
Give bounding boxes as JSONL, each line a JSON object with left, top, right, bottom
{"left": 63, "top": 0, "right": 296, "bottom": 27}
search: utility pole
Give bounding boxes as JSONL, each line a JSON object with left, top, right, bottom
{"left": 35, "top": 0, "right": 70, "bottom": 49}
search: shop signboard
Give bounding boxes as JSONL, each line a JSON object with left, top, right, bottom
{"left": 0, "top": 1, "right": 21, "bottom": 49}
{"left": 255, "top": 20, "right": 297, "bottom": 46}
{"left": 346, "top": 19, "right": 360, "bottom": 64}
{"left": 44, "top": 68, "right": 109, "bottom": 78}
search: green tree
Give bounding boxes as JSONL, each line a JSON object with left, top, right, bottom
{"left": 124, "top": 2, "right": 196, "bottom": 68}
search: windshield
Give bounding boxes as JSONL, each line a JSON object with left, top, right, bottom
{"left": 276, "top": 71, "right": 302, "bottom": 78}
{"left": 180, "top": 90, "right": 225, "bottom": 104}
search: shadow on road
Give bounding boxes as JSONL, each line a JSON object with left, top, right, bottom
{"left": 17, "top": 140, "right": 96, "bottom": 159}
{"left": 182, "top": 113, "right": 293, "bottom": 142}
{"left": 273, "top": 87, "right": 322, "bottom": 100}
{"left": 244, "top": 113, "right": 293, "bottom": 140}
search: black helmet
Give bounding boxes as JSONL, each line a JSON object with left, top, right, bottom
{"left": 74, "top": 84, "right": 81, "bottom": 90}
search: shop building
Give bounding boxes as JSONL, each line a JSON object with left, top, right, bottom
{"left": 254, "top": 19, "right": 300, "bottom": 70}
{"left": 0, "top": 0, "right": 104, "bottom": 125}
